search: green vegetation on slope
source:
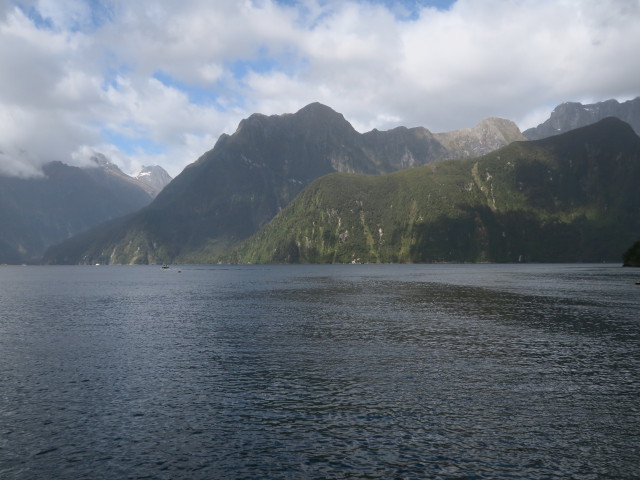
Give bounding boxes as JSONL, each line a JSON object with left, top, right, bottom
{"left": 43, "top": 115, "right": 640, "bottom": 265}
{"left": 42, "top": 103, "right": 526, "bottom": 265}
{"left": 225, "top": 118, "right": 640, "bottom": 264}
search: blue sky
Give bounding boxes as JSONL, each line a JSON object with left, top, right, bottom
{"left": 0, "top": 0, "right": 638, "bottom": 177}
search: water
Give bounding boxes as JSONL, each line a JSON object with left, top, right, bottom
{"left": 0, "top": 264, "right": 638, "bottom": 479}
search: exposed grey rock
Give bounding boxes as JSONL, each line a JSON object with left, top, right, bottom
{"left": 134, "top": 165, "right": 173, "bottom": 197}
{"left": 42, "top": 103, "right": 527, "bottom": 265}
{"left": 435, "top": 117, "right": 526, "bottom": 158}
{"left": 524, "top": 97, "right": 640, "bottom": 140}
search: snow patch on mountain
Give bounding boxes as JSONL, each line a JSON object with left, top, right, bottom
{"left": 134, "top": 165, "right": 173, "bottom": 197}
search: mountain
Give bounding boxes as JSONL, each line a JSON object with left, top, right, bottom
{"left": 90, "top": 154, "right": 172, "bottom": 197}
{"left": 225, "top": 118, "right": 640, "bottom": 264}
{"left": 43, "top": 103, "right": 524, "bottom": 265}
{"left": 435, "top": 117, "right": 526, "bottom": 158}
{"left": 0, "top": 159, "right": 154, "bottom": 264}
{"left": 524, "top": 97, "right": 640, "bottom": 140}
{"left": 134, "top": 165, "right": 173, "bottom": 197}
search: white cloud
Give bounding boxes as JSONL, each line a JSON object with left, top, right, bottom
{"left": 31, "top": 0, "right": 93, "bottom": 30}
{"left": 0, "top": 0, "right": 639, "bottom": 178}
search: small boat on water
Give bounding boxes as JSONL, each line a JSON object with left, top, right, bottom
{"left": 635, "top": 280, "right": 640, "bottom": 285}
{"left": 162, "top": 265, "right": 170, "bottom": 269}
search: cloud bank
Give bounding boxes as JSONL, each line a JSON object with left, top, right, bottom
{"left": 1, "top": 0, "right": 639, "bottom": 177}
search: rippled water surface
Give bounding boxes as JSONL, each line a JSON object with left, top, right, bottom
{"left": 1, "top": 264, "right": 639, "bottom": 479}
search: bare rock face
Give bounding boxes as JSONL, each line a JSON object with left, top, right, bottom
{"left": 134, "top": 165, "right": 173, "bottom": 197}
{"left": 435, "top": 118, "right": 526, "bottom": 159}
{"left": 524, "top": 97, "right": 640, "bottom": 140}
{"left": 42, "top": 103, "right": 528, "bottom": 265}
{"left": 228, "top": 117, "right": 640, "bottom": 265}
{"left": 87, "top": 153, "right": 172, "bottom": 197}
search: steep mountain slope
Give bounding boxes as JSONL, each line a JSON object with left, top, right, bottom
{"left": 524, "top": 97, "right": 640, "bottom": 139}
{"left": 0, "top": 161, "right": 154, "bottom": 263}
{"left": 226, "top": 118, "right": 640, "bottom": 264}
{"left": 44, "top": 103, "right": 523, "bottom": 265}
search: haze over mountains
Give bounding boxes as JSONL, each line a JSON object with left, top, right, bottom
{"left": 41, "top": 97, "right": 640, "bottom": 265}
{"left": 42, "top": 103, "right": 529, "bottom": 265}
{"left": 0, "top": 158, "right": 171, "bottom": 264}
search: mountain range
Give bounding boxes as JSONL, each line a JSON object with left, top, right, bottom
{"left": 0, "top": 157, "right": 171, "bottom": 264}
{"left": 225, "top": 118, "right": 640, "bottom": 264}
{"left": 43, "top": 99, "right": 640, "bottom": 265}
{"left": 524, "top": 97, "right": 640, "bottom": 139}
{"left": 42, "top": 103, "right": 525, "bottom": 265}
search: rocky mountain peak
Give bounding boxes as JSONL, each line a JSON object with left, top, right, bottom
{"left": 434, "top": 117, "right": 526, "bottom": 158}
{"left": 295, "top": 102, "right": 348, "bottom": 122}
{"left": 134, "top": 165, "right": 173, "bottom": 197}
{"left": 288, "top": 102, "right": 358, "bottom": 138}
{"left": 83, "top": 153, "right": 171, "bottom": 198}
{"left": 524, "top": 97, "right": 640, "bottom": 140}
{"left": 89, "top": 152, "right": 123, "bottom": 173}
{"left": 234, "top": 103, "right": 357, "bottom": 141}
{"left": 45, "top": 102, "right": 640, "bottom": 266}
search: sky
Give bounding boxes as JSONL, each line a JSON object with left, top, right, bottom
{"left": 0, "top": 0, "right": 639, "bottom": 178}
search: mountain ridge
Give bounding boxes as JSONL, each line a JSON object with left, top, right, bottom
{"left": 435, "top": 117, "right": 526, "bottom": 159}
{"left": 524, "top": 97, "right": 640, "bottom": 140}
{"left": 223, "top": 117, "right": 640, "bottom": 264}
{"left": 0, "top": 160, "right": 155, "bottom": 263}
{"left": 43, "top": 103, "right": 525, "bottom": 265}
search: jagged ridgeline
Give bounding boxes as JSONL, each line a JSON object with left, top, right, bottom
{"left": 226, "top": 118, "right": 640, "bottom": 264}
{"left": 524, "top": 97, "right": 640, "bottom": 140}
{"left": 43, "top": 103, "right": 524, "bottom": 265}
{"left": 0, "top": 161, "right": 158, "bottom": 264}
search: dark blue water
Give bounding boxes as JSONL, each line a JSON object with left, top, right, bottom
{"left": 1, "top": 264, "right": 639, "bottom": 479}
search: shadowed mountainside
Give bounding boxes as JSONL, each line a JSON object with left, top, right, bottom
{"left": 0, "top": 161, "right": 155, "bottom": 263}
{"left": 43, "top": 103, "right": 525, "bottom": 265}
{"left": 524, "top": 97, "right": 640, "bottom": 140}
{"left": 225, "top": 118, "right": 640, "bottom": 264}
